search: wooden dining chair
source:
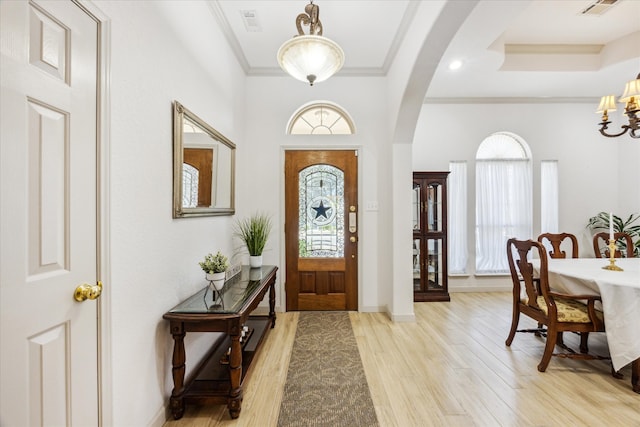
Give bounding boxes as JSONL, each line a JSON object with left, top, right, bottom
{"left": 592, "top": 232, "right": 634, "bottom": 258}
{"left": 536, "top": 232, "right": 589, "bottom": 351}
{"left": 505, "top": 238, "right": 606, "bottom": 372}
{"left": 537, "top": 232, "right": 578, "bottom": 259}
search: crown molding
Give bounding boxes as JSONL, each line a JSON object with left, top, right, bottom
{"left": 381, "top": 1, "right": 420, "bottom": 73}
{"left": 246, "top": 66, "right": 387, "bottom": 77}
{"left": 423, "top": 97, "right": 600, "bottom": 104}
{"left": 207, "top": 0, "right": 250, "bottom": 74}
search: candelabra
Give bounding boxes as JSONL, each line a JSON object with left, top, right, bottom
{"left": 602, "top": 239, "right": 624, "bottom": 271}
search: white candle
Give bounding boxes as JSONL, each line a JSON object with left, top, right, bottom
{"left": 609, "top": 212, "right": 614, "bottom": 241}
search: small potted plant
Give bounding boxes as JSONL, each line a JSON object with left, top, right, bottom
{"left": 199, "top": 251, "right": 229, "bottom": 290}
{"left": 234, "top": 212, "right": 272, "bottom": 268}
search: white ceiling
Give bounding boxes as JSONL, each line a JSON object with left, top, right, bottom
{"left": 212, "top": 0, "right": 640, "bottom": 99}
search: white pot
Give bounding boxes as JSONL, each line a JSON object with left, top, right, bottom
{"left": 206, "top": 272, "right": 226, "bottom": 290}
{"left": 206, "top": 271, "right": 226, "bottom": 281}
{"left": 209, "top": 279, "right": 225, "bottom": 291}
{"left": 249, "top": 255, "right": 263, "bottom": 268}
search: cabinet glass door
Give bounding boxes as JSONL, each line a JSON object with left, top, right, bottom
{"left": 413, "top": 238, "right": 421, "bottom": 290}
{"left": 426, "top": 182, "right": 442, "bottom": 232}
{"left": 412, "top": 183, "right": 421, "bottom": 231}
{"left": 425, "top": 238, "right": 444, "bottom": 290}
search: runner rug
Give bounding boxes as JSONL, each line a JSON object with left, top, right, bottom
{"left": 277, "top": 311, "right": 379, "bottom": 427}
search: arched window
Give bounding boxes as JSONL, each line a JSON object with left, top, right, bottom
{"left": 475, "top": 132, "right": 532, "bottom": 274}
{"left": 287, "top": 101, "right": 355, "bottom": 135}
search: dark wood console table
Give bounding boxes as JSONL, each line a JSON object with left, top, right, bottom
{"left": 163, "top": 265, "right": 277, "bottom": 419}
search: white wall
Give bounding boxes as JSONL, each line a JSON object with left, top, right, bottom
{"left": 94, "top": 2, "right": 246, "bottom": 425}
{"left": 617, "top": 137, "right": 640, "bottom": 215}
{"left": 413, "top": 101, "right": 639, "bottom": 290}
{"left": 241, "top": 75, "right": 390, "bottom": 313}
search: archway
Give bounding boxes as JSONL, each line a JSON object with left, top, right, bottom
{"left": 389, "top": 1, "right": 479, "bottom": 320}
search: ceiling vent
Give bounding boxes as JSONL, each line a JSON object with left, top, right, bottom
{"left": 581, "top": 0, "right": 620, "bottom": 15}
{"left": 240, "top": 10, "right": 262, "bottom": 32}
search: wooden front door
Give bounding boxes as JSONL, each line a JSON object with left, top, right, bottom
{"left": 285, "top": 150, "right": 358, "bottom": 311}
{"left": 0, "top": 1, "right": 101, "bottom": 425}
{"left": 183, "top": 148, "right": 214, "bottom": 207}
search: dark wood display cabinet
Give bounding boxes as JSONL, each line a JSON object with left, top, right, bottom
{"left": 413, "top": 172, "right": 450, "bottom": 302}
{"left": 163, "top": 265, "right": 277, "bottom": 420}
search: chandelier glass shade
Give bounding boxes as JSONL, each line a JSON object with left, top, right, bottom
{"left": 278, "top": 35, "right": 344, "bottom": 86}
{"left": 277, "top": 1, "right": 344, "bottom": 86}
{"left": 596, "top": 74, "right": 640, "bottom": 139}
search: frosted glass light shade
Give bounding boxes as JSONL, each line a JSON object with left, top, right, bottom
{"left": 596, "top": 95, "right": 617, "bottom": 113}
{"left": 619, "top": 78, "right": 640, "bottom": 103}
{"left": 277, "top": 35, "right": 344, "bottom": 86}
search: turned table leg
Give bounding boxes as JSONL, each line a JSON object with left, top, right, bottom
{"left": 228, "top": 333, "right": 243, "bottom": 418}
{"left": 269, "top": 281, "right": 276, "bottom": 329}
{"left": 169, "top": 324, "right": 186, "bottom": 419}
{"left": 632, "top": 358, "right": 639, "bottom": 394}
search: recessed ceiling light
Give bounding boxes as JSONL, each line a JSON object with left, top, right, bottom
{"left": 449, "top": 60, "right": 463, "bottom": 71}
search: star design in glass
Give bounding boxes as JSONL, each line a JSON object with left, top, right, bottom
{"left": 312, "top": 200, "right": 331, "bottom": 219}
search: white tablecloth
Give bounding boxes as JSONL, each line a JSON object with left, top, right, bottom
{"left": 531, "top": 258, "right": 640, "bottom": 371}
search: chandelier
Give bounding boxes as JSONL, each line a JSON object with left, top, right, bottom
{"left": 596, "top": 73, "right": 640, "bottom": 138}
{"left": 276, "top": 1, "right": 344, "bottom": 86}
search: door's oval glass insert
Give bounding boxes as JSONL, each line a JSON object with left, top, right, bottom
{"left": 299, "top": 164, "right": 344, "bottom": 258}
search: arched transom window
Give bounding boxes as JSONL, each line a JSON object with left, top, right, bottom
{"left": 287, "top": 102, "right": 355, "bottom": 135}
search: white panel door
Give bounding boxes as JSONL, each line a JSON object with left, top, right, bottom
{"left": 0, "top": 1, "right": 100, "bottom": 425}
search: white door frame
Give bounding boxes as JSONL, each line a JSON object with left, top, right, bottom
{"left": 73, "top": 1, "right": 112, "bottom": 425}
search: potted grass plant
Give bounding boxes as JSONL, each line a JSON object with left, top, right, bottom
{"left": 234, "top": 212, "right": 272, "bottom": 268}
{"left": 199, "top": 251, "right": 229, "bottom": 290}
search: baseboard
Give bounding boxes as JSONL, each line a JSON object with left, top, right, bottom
{"left": 450, "top": 285, "right": 511, "bottom": 293}
{"left": 149, "top": 405, "right": 167, "bottom": 427}
{"left": 271, "top": 305, "right": 389, "bottom": 313}
{"left": 359, "top": 305, "right": 386, "bottom": 313}
{"left": 389, "top": 312, "right": 416, "bottom": 322}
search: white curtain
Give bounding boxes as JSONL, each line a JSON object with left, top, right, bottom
{"left": 540, "top": 160, "right": 559, "bottom": 234}
{"left": 448, "top": 161, "right": 467, "bottom": 273}
{"left": 476, "top": 159, "right": 532, "bottom": 273}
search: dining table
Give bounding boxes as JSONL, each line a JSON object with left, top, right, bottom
{"left": 532, "top": 257, "right": 640, "bottom": 393}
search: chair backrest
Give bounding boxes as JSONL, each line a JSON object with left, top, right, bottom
{"left": 507, "top": 238, "right": 550, "bottom": 312}
{"left": 537, "top": 232, "right": 578, "bottom": 259}
{"left": 592, "top": 232, "right": 634, "bottom": 258}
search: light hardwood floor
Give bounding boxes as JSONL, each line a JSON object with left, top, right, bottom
{"left": 163, "top": 292, "right": 640, "bottom": 427}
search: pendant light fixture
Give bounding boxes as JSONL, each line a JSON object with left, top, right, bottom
{"left": 277, "top": 1, "right": 345, "bottom": 86}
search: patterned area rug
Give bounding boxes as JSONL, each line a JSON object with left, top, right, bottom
{"left": 277, "top": 312, "right": 379, "bottom": 427}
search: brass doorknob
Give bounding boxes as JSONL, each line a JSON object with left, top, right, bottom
{"left": 74, "top": 281, "right": 102, "bottom": 302}
{"left": 350, "top": 236, "right": 357, "bottom": 243}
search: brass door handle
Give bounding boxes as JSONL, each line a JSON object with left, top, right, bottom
{"left": 350, "top": 236, "right": 357, "bottom": 243}
{"left": 74, "top": 281, "right": 102, "bottom": 302}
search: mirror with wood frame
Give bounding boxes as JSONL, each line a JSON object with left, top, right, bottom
{"left": 173, "top": 101, "right": 235, "bottom": 217}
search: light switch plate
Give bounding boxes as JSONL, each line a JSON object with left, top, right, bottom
{"left": 365, "top": 201, "right": 379, "bottom": 211}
